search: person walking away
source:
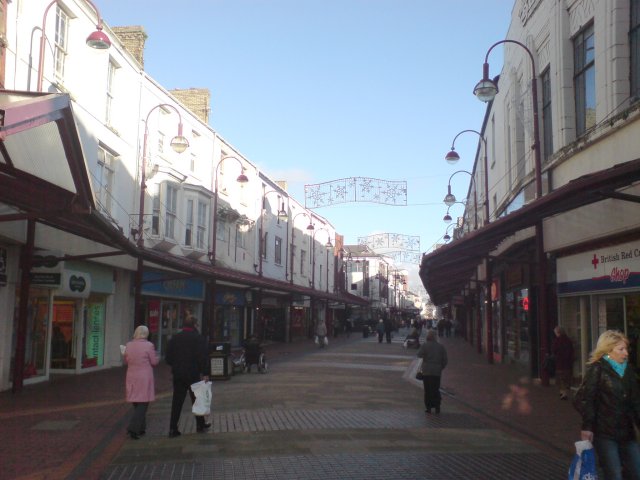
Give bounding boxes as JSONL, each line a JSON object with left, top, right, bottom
{"left": 384, "top": 318, "right": 393, "bottom": 343}
{"left": 345, "top": 317, "right": 353, "bottom": 338}
{"left": 551, "top": 325, "right": 574, "bottom": 400}
{"left": 166, "top": 316, "right": 211, "bottom": 438}
{"left": 376, "top": 319, "right": 385, "bottom": 343}
{"left": 316, "top": 321, "right": 328, "bottom": 348}
{"left": 124, "top": 325, "right": 159, "bottom": 440}
{"left": 573, "top": 330, "right": 640, "bottom": 479}
{"left": 417, "top": 329, "right": 448, "bottom": 414}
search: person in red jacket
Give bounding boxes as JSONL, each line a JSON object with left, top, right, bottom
{"left": 551, "top": 325, "right": 574, "bottom": 400}
{"left": 124, "top": 325, "right": 159, "bottom": 439}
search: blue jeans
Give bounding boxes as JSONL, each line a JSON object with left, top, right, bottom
{"left": 594, "top": 436, "right": 640, "bottom": 480}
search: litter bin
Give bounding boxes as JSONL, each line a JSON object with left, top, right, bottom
{"left": 209, "top": 342, "right": 231, "bottom": 380}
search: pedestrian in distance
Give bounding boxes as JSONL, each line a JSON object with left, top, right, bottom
{"left": 573, "top": 330, "right": 640, "bottom": 479}
{"left": 166, "top": 316, "right": 211, "bottom": 438}
{"left": 124, "top": 325, "right": 159, "bottom": 440}
{"left": 345, "top": 317, "right": 353, "bottom": 338}
{"left": 384, "top": 318, "right": 393, "bottom": 344}
{"left": 316, "top": 320, "right": 328, "bottom": 348}
{"left": 417, "top": 329, "right": 448, "bottom": 414}
{"left": 551, "top": 325, "right": 574, "bottom": 400}
{"left": 376, "top": 318, "right": 385, "bottom": 343}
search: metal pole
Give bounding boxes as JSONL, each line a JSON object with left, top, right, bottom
{"left": 13, "top": 218, "right": 35, "bottom": 392}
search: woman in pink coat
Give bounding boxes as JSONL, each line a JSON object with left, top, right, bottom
{"left": 124, "top": 325, "right": 159, "bottom": 439}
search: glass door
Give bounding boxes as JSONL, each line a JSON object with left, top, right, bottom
{"left": 159, "top": 301, "right": 180, "bottom": 356}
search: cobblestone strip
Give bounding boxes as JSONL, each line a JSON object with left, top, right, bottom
{"left": 189, "top": 409, "right": 488, "bottom": 435}
{"left": 103, "top": 451, "right": 567, "bottom": 480}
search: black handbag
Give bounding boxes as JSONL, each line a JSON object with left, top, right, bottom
{"left": 415, "top": 371, "right": 424, "bottom": 380}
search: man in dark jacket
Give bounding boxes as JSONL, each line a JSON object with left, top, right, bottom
{"left": 551, "top": 325, "right": 574, "bottom": 400}
{"left": 166, "top": 316, "right": 210, "bottom": 437}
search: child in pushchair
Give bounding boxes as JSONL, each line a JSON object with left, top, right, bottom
{"left": 403, "top": 327, "right": 420, "bottom": 349}
{"left": 242, "top": 335, "right": 268, "bottom": 373}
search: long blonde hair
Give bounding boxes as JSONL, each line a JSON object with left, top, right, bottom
{"left": 587, "top": 330, "right": 629, "bottom": 364}
{"left": 133, "top": 325, "right": 149, "bottom": 340}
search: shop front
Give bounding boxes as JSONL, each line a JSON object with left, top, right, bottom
{"left": 11, "top": 257, "right": 117, "bottom": 384}
{"left": 139, "top": 269, "right": 205, "bottom": 356}
{"left": 290, "top": 295, "right": 310, "bottom": 340}
{"left": 557, "top": 239, "right": 640, "bottom": 377}
{"left": 212, "top": 287, "right": 248, "bottom": 348}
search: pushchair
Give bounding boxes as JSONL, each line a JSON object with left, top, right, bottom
{"left": 243, "top": 340, "right": 268, "bottom": 373}
{"left": 403, "top": 329, "right": 420, "bottom": 349}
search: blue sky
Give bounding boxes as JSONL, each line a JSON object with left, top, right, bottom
{"left": 96, "top": 0, "right": 511, "bottom": 276}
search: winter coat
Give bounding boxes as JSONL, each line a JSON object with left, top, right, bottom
{"left": 124, "top": 338, "right": 159, "bottom": 403}
{"left": 574, "top": 359, "right": 640, "bottom": 442}
{"left": 551, "top": 333, "right": 574, "bottom": 371}
{"left": 417, "top": 338, "right": 448, "bottom": 377}
{"left": 165, "top": 327, "right": 210, "bottom": 384}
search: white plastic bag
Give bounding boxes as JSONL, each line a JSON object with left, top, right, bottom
{"left": 191, "top": 380, "right": 212, "bottom": 416}
{"left": 314, "top": 335, "right": 319, "bottom": 344}
{"left": 568, "top": 440, "right": 598, "bottom": 480}
{"left": 323, "top": 336, "right": 329, "bottom": 346}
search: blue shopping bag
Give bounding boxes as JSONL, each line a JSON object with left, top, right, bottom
{"left": 568, "top": 440, "right": 598, "bottom": 480}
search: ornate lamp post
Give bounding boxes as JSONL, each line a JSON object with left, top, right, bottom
{"left": 208, "top": 156, "right": 249, "bottom": 266}
{"left": 474, "top": 39, "right": 547, "bottom": 379}
{"left": 37, "top": 0, "right": 110, "bottom": 92}
{"left": 442, "top": 223, "right": 457, "bottom": 243}
{"left": 443, "top": 170, "right": 478, "bottom": 230}
{"left": 133, "top": 104, "right": 189, "bottom": 327}
{"left": 445, "top": 129, "right": 492, "bottom": 362}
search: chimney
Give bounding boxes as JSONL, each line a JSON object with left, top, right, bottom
{"left": 112, "top": 26, "right": 147, "bottom": 67}
{"left": 170, "top": 88, "right": 211, "bottom": 124}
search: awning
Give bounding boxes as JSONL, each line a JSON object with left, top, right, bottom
{"left": 420, "top": 158, "right": 640, "bottom": 305}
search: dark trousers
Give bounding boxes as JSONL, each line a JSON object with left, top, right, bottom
{"left": 385, "top": 331, "right": 391, "bottom": 343}
{"left": 128, "top": 402, "right": 149, "bottom": 434}
{"left": 422, "top": 375, "right": 442, "bottom": 409}
{"left": 169, "top": 378, "right": 205, "bottom": 432}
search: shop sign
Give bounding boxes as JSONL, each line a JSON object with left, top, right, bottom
{"left": 57, "top": 270, "right": 91, "bottom": 298}
{"left": 292, "top": 295, "right": 310, "bottom": 307}
{"left": 214, "top": 289, "right": 245, "bottom": 306}
{"left": 558, "top": 239, "right": 640, "bottom": 294}
{"left": 328, "top": 302, "right": 345, "bottom": 309}
{"left": 30, "top": 249, "right": 64, "bottom": 287}
{"left": 261, "top": 297, "right": 279, "bottom": 307}
{"left": 141, "top": 270, "right": 205, "bottom": 300}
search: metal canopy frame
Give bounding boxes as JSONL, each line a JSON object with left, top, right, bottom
{"left": 420, "top": 157, "right": 640, "bottom": 305}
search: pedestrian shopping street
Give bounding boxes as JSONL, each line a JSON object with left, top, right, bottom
{"left": 0, "top": 330, "right": 578, "bottom": 480}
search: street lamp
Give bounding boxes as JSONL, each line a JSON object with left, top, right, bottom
{"left": 445, "top": 130, "right": 490, "bottom": 226}
{"left": 258, "top": 189, "right": 288, "bottom": 277}
{"left": 134, "top": 104, "right": 189, "bottom": 327}
{"left": 208, "top": 156, "right": 249, "bottom": 266}
{"left": 442, "top": 223, "right": 456, "bottom": 242}
{"left": 289, "top": 211, "right": 314, "bottom": 284}
{"left": 443, "top": 170, "right": 477, "bottom": 230}
{"left": 475, "top": 39, "right": 546, "bottom": 377}
{"left": 37, "top": 0, "right": 110, "bottom": 92}
{"left": 443, "top": 201, "right": 465, "bottom": 224}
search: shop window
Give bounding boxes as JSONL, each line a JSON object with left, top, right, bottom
{"left": 83, "top": 298, "right": 106, "bottom": 369}
{"left": 185, "top": 199, "right": 194, "bottom": 246}
{"left": 197, "top": 201, "right": 207, "bottom": 249}
{"left": 12, "top": 288, "right": 50, "bottom": 380}
{"left": 52, "top": 300, "right": 76, "bottom": 370}
{"left": 274, "top": 236, "right": 282, "bottom": 265}
{"left": 54, "top": 6, "right": 69, "bottom": 83}
{"left": 94, "top": 146, "right": 116, "bottom": 215}
{"left": 574, "top": 23, "right": 595, "bottom": 136}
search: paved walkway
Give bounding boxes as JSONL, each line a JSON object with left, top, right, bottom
{"left": 0, "top": 330, "right": 580, "bottom": 479}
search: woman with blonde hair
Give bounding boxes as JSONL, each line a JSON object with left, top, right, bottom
{"left": 574, "top": 330, "right": 640, "bottom": 479}
{"left": 124, "top": 325, "right": 159, "bottom": 439}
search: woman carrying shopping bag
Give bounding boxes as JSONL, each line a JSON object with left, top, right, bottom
{"left": 124, "top": 325, "right": 159, "bottom": 440}
{"left": 573, "top": 330, "right": 640, "bottom": 479}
